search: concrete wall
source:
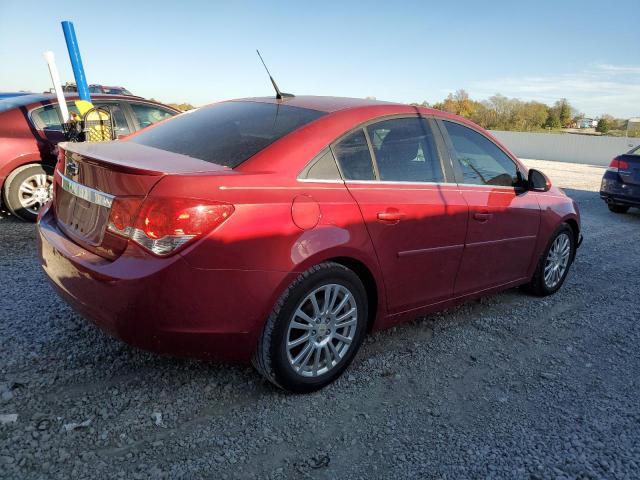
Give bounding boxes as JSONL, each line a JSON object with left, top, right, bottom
{"left": 489, "top": 130, "right": 640, "bottom": 166}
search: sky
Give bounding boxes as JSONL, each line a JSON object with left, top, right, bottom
{"left": 1, "top": 0, "right": 639, "bottom": 118}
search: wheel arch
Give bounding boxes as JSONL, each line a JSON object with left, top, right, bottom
{"left": 562, "top": 216, "right": 580, "bottom": 261}
{"left": 324, "top": 256, "right": 380, "bottom": 332}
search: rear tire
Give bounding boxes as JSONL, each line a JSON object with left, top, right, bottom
{"left": 608, "top": 204, "right": 629, "bottom": 214}
{"left": 525, "top": 224, "right": 576, "bottom": 297}
{"left": 253, "top": 262, "right": 368, "bottom": 393}
{"left": 2, "top": 163, "right": 53, "bottom": 222}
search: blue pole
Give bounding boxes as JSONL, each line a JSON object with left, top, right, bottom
{"left": 61, "top": 21, "right": 91, "bottom": 102}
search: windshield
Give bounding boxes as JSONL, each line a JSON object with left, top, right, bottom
{"left": 129, "top": 101, "right": 326, "bottom": 168}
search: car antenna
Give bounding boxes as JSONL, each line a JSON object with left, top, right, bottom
{"left": 256, "top": 49, "right": 294, "bottom": 100}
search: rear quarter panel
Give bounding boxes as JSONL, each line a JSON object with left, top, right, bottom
{"left": 149, "top": 171, "right": 387, "bottom": 329}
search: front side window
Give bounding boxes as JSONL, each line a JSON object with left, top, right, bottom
{"left": 443, "top": 121, "right": 519, "bottom": 187}
{"left": 129, "top": 103, "right": 175, "bottom": 129}
{"left": 367, "top": 117, "right": 443, "bottom": 182}
{"left": 130, "top": 101, "right": 325, "bottom": 168}
{"left": 94, "top": 103, "right": 131, "bottom": 136}
{"left": 332, "top": 129, "right": 375, "bottom": 180}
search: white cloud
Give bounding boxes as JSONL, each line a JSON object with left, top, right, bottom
{"left": 592, "top": 64, "right": 640, "bottom": 75}
{"left": 466, "top": 64, "right": 640, "bottom": 118}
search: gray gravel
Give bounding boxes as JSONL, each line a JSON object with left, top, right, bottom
{"left": 1, "top": 160, "right": 639, "bottom": 479}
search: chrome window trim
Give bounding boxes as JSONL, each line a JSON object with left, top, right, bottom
{"left": 344, "top": 180, "right": 457, "bottom": 186}
{"left": 456, "top": 183, "right": 517, "bottom": 190}
{"left": 59, "top": 173, "right": 114, "bottom": 208}
{"left": 296, "top": 178, "right": 517, "bottom": 190}
{"left": 296, "top": 178, "right": 345, "bottom": 184}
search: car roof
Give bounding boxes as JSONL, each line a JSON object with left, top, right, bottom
{"left": 234, "top": 95, "right": 403, "bottom": 113}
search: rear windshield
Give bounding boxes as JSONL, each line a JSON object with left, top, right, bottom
{"left": 129, "top": 101, "right": 326, "bottom": 168}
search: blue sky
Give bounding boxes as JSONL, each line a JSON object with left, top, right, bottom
{"left": 1, "top": 0, "right": 639, "bottom": 117}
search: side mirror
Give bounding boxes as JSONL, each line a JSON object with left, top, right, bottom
{"left": 528, "top": 168, "right": 551, "bottom": 192}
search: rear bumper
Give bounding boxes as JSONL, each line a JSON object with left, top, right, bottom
{"left": 600, "top": 191, "right": 640, "bottom": 207}
{"left": 37, "top": 207, "right": 294, "bottom": 361}
{"left": 600, "top": 175, "right": 640, "bottom": 207}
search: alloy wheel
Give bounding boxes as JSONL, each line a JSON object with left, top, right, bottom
{"left": 18, "top": 173, "right": 53, "bottom": 215}
{"left": 544, "top": 232, "right": 571, "bottom": 289}
{"left": 286, "top": 284, "right": 358, "bottom": 378}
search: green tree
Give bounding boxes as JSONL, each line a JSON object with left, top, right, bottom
{"left": 546, "top": 111, "right": 561, "bottom": 129}
{"left": 168, "top": 103, "right": 195, "bottom": 112}
{"left": 554, "top": 98, "right": 573, "bottom": 127}
{"left": 596, "top": 117, "right": 611, "bottom": 134}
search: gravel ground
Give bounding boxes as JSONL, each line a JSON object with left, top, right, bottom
{"left": 1, "top": 160, "right": 639, "bottom": 479}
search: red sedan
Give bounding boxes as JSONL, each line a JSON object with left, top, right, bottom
{"left": 37, "top": 96, "right": 581, "bottom": 392}
{"left": 0, "top": 93, "right": 179, "bottom": 221}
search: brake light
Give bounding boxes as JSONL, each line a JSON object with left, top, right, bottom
{"left": 108, "top": 197, "right": 234, "bottom": 256}
{"left": 607, "top": 158, "right": 629, "bottom": 172}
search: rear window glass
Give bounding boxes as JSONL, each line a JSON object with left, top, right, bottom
{"left": 129, "top": 101, "right": 326, "bottom": 168}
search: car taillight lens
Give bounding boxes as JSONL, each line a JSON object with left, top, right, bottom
{"left": 107, "top": 197, "right": 234, "bottom": 256}
{"left": 607, "top": 158, "right": 629, "bottom": 172}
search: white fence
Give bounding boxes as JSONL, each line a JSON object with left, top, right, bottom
{"left": 489, "top": 130, "right": 640, "bottom": 166}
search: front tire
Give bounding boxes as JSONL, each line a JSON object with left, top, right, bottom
{"left": 608, "top": 204, "right": 629, "bottom": 214}
{"left": 2, "top": 163, "right": 53, "bottom": 222}
{"left": 253, "top": 262, "right": 368, "bottom": 393}
{"left": 525, "top": 224, "right": 576, "bottom": 296}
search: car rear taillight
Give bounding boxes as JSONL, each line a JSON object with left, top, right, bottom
{"left": 108, "top": 197, "right": 234, "bottom": 256}
{"left": 607, "top": 158, "right": 629, "bottom": 172}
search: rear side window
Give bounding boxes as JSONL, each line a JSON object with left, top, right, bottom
{"left": 443, "top": 121, "right": 518, "bottom": 187}
{"left": 367, "top": 117, "right": 443, "bottom": 182}
{"left": 299, "top": 149, "right": 342, "bottom": 181}
{"left": 129, "top": 101, "right": 326, "bottom": 168}
{"left": 332, "top": 129, "right": 375, "bottom": 180}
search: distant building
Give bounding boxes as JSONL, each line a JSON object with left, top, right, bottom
{"left": 577, "top": 118, "right": 596, "bottom": 129}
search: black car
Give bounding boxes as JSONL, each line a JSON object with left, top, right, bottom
{"left": 600, "top": 145, "right": 640, "bottom": 213}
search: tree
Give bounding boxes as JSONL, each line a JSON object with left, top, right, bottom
{"left": 436, "top": 89, "right": 477, "bottom": 118}
{"left": 545, "top": 110, "right": 561, "bottom": 129}
{"left": 168, "top": 103, "right": 195, "bottom": 112}
{"left": 596, "top": 117, "right": 612, "bottom": 134}
{"left": 554, "top": 98, "right": 573, "bottom": 127}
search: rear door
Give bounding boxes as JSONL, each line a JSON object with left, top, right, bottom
{"left": 438, "top": 120, "right": 540, "bottom": 295}
{"left": 333, "top": 116, "right": 468, "bottom": 314}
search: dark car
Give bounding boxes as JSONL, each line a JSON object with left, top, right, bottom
{"left": 38, "top": 96, "right": 581, "bottom": 392}
{"left": 600, "top": 144, "right": 640, "bottom": 213}
{"left": 0, "top": 93, "right": 179, "bottom": 221}
{"left": 61, "top": 83, "right": 135, "bottom": 96}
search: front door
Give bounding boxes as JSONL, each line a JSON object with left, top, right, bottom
{"left": 332, "top": 117, "right": 468, "bottom": 314}
{"left": 438, "top": 120, "right": 540, "bottom": 295}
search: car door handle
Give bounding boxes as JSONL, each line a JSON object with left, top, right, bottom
{"left": 377, "top": 210, "right": 405, "bottom": 223}
{"left": 473, "top": 212, "right": 493, "bottom": 222}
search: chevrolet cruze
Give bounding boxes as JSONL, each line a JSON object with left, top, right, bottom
{"left": 37, "top": 96, "right": 581, "bottom": 392}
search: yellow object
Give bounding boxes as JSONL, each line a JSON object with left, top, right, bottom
{"left": 74, "top": 100, "right": 112, "bottom": 142}
{"left": 74, "top": 100, "right": 94, "bottom": 115}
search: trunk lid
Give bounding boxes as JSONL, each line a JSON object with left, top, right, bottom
{"left": 616, "top": 153, "right": 640, "bottom": 186}
{"left": 53, "top": 141, "right": 230, "bottom": 260}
